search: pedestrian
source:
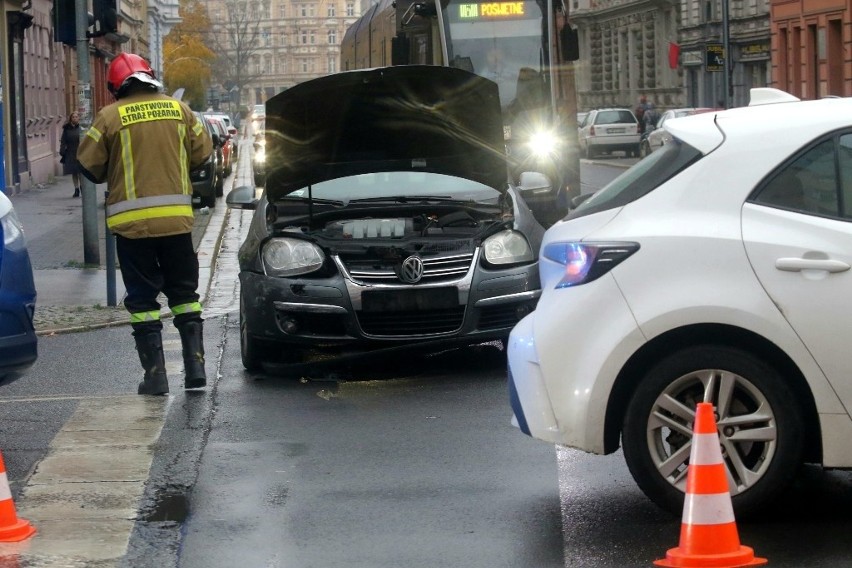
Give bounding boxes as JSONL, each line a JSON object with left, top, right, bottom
{"left": 59, "top": 112, "right": 83, "bottom": 197}
{"left": 635, "top": 95, "right": 648, "bottom": 135}
{"left": 643, "top": 102, "right": 660, "bottom": 132}
{"left": 77, "top": 52, "right": 213, "bottom": 395}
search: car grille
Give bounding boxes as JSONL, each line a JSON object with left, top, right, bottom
{"left": 357, "top": 306, "right": 466, "bottom": 336}
{"left": 341, "top": 252, "right": 475, "bottom": 284}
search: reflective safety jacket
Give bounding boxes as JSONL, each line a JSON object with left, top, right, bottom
{"left": 78, "top": 90, "right": 213, "bottom": 239}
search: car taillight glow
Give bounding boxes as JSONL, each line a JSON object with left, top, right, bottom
{"left": 542, "top": 242, "right": 639, "bottom": 288}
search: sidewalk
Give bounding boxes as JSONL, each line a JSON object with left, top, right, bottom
{"left": 8, "top": 150, "right": 245, "bottom": 335}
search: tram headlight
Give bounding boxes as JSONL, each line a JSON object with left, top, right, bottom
{"left": 527, "top": 130, "right": 560, "bottom": 160}
{"left": 254, "top": 144, "right": 266, "bottom": 165}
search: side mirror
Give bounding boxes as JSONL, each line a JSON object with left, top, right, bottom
{"left": 212, "top": 133, "right": 221, "bottom": 147}
{"left": 571, "top": 192, "right": 594, "bottom": 209}
{"left": 517, "top": 171, "right": 552, "bottom": 194}
{"left": 226, "top": 185, "right": 259, "bottom": 210}
{"left": 560, "top": 26, "right": 580, "bottom": 62}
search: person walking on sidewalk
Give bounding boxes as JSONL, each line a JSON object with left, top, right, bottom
{"left": 77, "top": 52, "right": 213, "bottom": 396}
{"left": 59, "top": 112, "right": 83, "bottom": 197}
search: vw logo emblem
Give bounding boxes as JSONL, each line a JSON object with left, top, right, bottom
{"left": 399, "top": 256, "right": 424, "bottom": 284}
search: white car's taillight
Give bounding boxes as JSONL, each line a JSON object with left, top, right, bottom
{"left": 542, "top": 242, "right": 639, "bottom": 288}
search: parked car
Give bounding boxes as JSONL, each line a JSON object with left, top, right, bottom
{"left": 640, "top": 107, "right": 719, "bottom": 157}
{"left": 189, "top": 111, "right": 223, "bottom": 208}
{"left": 227, "top": 65, "right": 546, "bottom": 373}
{"left": 205, "top": 114, "right": 234, "bottom": 178}
{"left": 508, "top": 88, "right": 852, "bottom": 516}
{"left": 0, "top": 191, "right": 37, "bottom": 380}
{"left": 578, "top": 108, "right": 641, "bottom": 158}
{"left": 206, "top": 112, "right": 239, "bottom": 158}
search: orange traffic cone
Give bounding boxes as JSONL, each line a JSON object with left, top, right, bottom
{"left": 0, "top": 451, "right": 36, "bottom": 542}
{"left": 654, "top": 402, "right": 766, "bottom": 567}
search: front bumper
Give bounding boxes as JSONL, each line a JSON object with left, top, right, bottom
{"left": 241, "top": 249, "right": 540, "bottom": 350}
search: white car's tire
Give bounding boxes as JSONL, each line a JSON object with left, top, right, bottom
{"left": 622, "top": 345, "right": 805, "bottom": 517}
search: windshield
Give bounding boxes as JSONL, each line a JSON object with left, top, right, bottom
{"left": 281, "top": 171, "right": 502, "bottom": 205}
{"left": 443, "top": 0, "right": 550, "bottom": 125}
{"left": 568, "top": 139, "right": 704, "bottom": 219}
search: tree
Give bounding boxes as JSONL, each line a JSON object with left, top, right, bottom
{"left": 208, "top": 0, "right": 266, "bottom": 124}
{"left": 163, "top": 0, "right": 216, "bottom": 110}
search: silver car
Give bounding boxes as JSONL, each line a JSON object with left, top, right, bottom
{"left": 226, "top": 65, "right": 546, "bottom": 374}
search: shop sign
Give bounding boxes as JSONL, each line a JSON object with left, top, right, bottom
{"left": 706, "top": 44, "right": 724, "bottom": 72}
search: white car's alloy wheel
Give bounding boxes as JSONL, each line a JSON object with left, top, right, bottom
{"left": 622, "top": 345, "right": 805, "bottom": 516}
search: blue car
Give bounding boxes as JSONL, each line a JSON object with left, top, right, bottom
{"left": 0, "top": 191, "right": 37, "bottom": 380}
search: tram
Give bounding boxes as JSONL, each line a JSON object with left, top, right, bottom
{"left": 341, "top": 0, "right": 581, "bottom": 225}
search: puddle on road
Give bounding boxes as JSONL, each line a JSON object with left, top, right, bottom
{"left": 144, "top": 492, "right": 189, "bottom": 522}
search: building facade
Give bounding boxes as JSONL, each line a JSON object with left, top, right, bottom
{"left": 205, "top": 0, "right": 361, "bottom": 110}
{"left": 5, "top": 0, "right": 175, "bottom": 192}
{"left": 571, "top": 0, "right": 684, "bottom": 111}
{"left": 771, "top": 0, "right": 851, "bottom": 98}
{"left": 570, "top": 0, "right": 772, "bottom": 112}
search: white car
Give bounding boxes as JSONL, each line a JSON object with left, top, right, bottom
{"left": 508, "top": 88, "right": 852, "bottom": 516}
{"left": 578, "top": 108, "right": 641, "bottom": 159}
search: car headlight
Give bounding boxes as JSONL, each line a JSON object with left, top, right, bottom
{"left": 482, "top": 230, "right": 533, "bottom": 265}
{"left": 254, "top": 147, "right": 266, "bottom": 164}
{"left": 527, "top": 130, "right": 560, "bottom": 160}
{"left": 542, "top": 242, "right": 639, "bottom": 288}
{"left": 262, "top": 238, "right": 324, "bottom": 277}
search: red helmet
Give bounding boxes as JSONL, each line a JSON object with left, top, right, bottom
{"left": 107, "top": 53, "right": 161, "bottom": 96}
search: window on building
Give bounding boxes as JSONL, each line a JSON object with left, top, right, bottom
{"left": 328, "top": 3, "right": 336, "bottom": 16}
{"left": 259, "top": 3, "right": 270, "bottom": 18}
{"left": 300, "top": 4, "right": 307, "bottom": 16}
{"left": 301, "top": 30, "right": 308, "bottom": 44}
{"left": 301, "top": 59, "right": 308, "bottom": 72}
{"left": 309, "top": 3, "right": 316, "bottom": 16}
{"left": 328, "top": 29, "right": 337, "bottom": 44}
{"left": 346, "top": 2, "right": 355, "bottom": 16}
{"left": 328, "top": 57, "right": 337, "bottom": 74}
{"left": 263, "top": 28, "right": 271, "bottom": 46}
{"left": 279, "top": 3, "right": 286, "bottom": 17}
{"left": 310, "top": 30, "right": 316, "bottom": 44}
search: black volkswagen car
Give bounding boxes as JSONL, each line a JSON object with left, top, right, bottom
{"left": 227, "top": 66, "right": 546, "bottom": 372}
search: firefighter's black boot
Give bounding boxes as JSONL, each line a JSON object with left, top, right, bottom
{"left": 178, "top": 320, "right": 207, "bottom": 389}
{"left": 135, "top": 332, "right": 170, "bottom": 395}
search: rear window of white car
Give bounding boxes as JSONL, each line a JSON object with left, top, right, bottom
{"left": 568, "top": 139, "right": 703, "bottom": 219}
{"left": 595, "top": 110, "right": 637, "bottom": 125}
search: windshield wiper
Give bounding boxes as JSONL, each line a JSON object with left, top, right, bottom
{"left": 348, "top": 195, "right": 457, "bottom": 204}
{"left": 274, "top": 196, "right": 345, "bottom": 206}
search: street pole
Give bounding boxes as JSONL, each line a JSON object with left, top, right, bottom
{"left": 76, "top": 0, "right": 99, "bottom": 265}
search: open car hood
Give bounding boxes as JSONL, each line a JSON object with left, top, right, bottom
{"left": 263, "top": 66, "right": 508, "bottom": 200}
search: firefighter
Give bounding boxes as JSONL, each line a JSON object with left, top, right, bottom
{"left": 77, "top": 53, "right": 213, "bottom": 395}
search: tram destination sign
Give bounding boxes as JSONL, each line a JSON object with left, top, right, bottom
{"left": 458, "top": 2, "right": 529, "bottom": 19}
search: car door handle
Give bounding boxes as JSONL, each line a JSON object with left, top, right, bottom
{"left": 775, "top": 258, "right": 851, "bottom": 273}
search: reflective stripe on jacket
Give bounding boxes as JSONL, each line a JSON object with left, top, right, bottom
{"left": 77, "top": 90, "right": 213, "bottom": 239}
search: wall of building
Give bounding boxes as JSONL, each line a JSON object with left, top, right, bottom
{"left": 24, "top": 0, "right": 66, "bottom": 186}
{"left": 771, "top": 0, "right": 851, "bottom": 98}
{"left": 206, "top": 0, "right": 361, "bottom": 109}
